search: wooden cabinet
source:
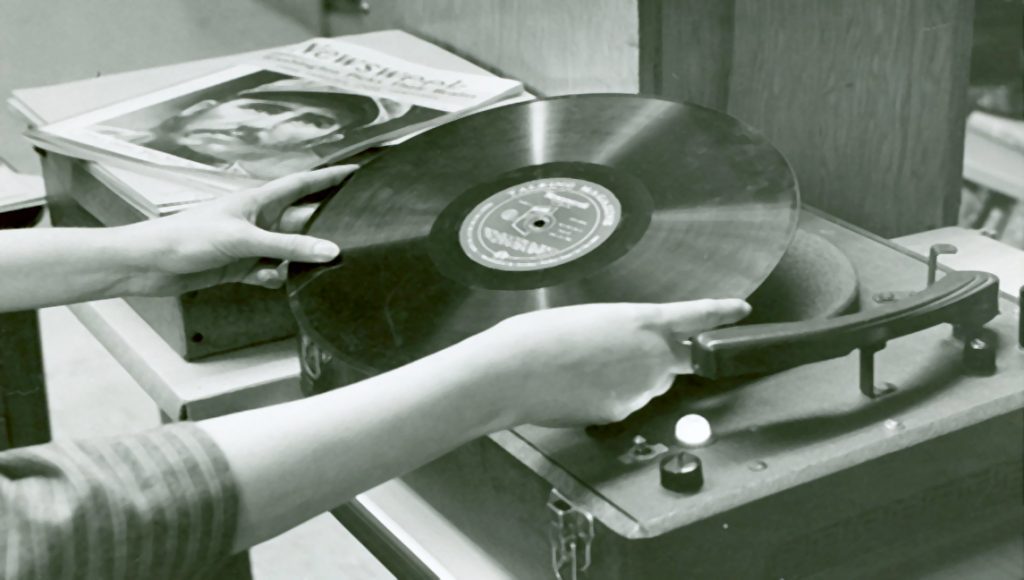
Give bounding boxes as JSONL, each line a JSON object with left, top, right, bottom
{"left": 326, "top": 0, "right": 975, "bottom": 238}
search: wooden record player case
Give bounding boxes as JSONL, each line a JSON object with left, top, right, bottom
{"left": 392, "top": 209, "right": 1024, "bottom": 579}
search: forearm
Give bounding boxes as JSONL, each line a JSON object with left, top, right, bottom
{"left": 0, "top": 227, "right": 147, "bottom": 311}
{"left": 198, "top": 333, "right": 519, "bottom": 552}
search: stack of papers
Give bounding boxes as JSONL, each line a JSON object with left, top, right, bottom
{"left": 22, "top": 31, "right": 530, "bottom": 217}
{"left": 0, "top": 163, "right": 46, "bottom": 213}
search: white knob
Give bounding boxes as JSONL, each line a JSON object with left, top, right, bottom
{"left": 675, "top": 414, "right": 712, "bottom": 447}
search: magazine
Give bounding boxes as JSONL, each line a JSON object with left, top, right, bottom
{"left": 0, "top": 162, "right": 46, "bottom": 213}
{"left": 25, "top": 36, "right": 525, "bottom": 187}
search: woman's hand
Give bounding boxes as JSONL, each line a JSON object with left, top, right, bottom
{"left": 122, "top": 165, "right": 356, "bottom": 295}
{"left": 460, "top": 299, "right": 751, "bottom": 427}
{"left": 202, "top": 297, "right": 751, "bottom": 550}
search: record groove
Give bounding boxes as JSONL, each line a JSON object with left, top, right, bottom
{"left": 289, "top": 94, "right": 800, "bottom": 373}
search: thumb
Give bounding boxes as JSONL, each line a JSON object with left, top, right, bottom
{"left": 235, "top": 226, "right": 341, "bottom": 263}
{"left": 657, "top": 299, "right": 752, "bottom": 336}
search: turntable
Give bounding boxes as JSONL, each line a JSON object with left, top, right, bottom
{"left": 289, "top": 95, "right": 1024, "bottom": 579}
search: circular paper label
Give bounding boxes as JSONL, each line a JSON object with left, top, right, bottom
{"left": 459, "top": 177, "right": 621, "bottom": 271}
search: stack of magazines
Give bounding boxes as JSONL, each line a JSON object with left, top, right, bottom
{"left": 0, "top": 160, "right": 46, "bottom": 214}
{"left": 25, "top": 33, "right": 529, "bottom": 216}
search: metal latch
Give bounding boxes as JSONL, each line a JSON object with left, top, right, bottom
{"left": 547, "top": 489, "right": 595, "bottom": 580}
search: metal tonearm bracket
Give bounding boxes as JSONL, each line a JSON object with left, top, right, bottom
{"left": 927, "top": 244, "right": 958, "bottom": 287}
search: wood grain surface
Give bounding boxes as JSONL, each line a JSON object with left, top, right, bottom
{"left": 639, "top": 0, "right": 736, "bottom": 109}
{"left": 649, "top": 0, "right": 976, "bottom": 238}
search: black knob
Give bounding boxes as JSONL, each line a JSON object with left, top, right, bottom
{"left": 660, "top": 452, "right": 704, "bottom": 493}
{"left": 963, "top": 336, "right": 996, "bottom": 376}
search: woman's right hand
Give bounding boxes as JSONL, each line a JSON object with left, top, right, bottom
{"left": 460, "top": 299, "right": 751, "bottom": 428}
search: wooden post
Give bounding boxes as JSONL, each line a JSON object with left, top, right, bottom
{"left": 643, "top": 0, "right": 976, "bottom": 238}
{"left": 0, "top": 205, "right": 50, "bottom": 449}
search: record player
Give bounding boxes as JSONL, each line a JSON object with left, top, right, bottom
{"left": 289, "top": 95, "right": 1024, "bottom": 579}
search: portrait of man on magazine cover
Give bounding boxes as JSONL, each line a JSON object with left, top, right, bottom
{"left": 91, "top": 71, "right": 427, "bottom": 179}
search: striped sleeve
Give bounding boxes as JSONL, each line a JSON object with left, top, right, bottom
{"left": 0, "top": 423, "right": 239, "bottom": 580}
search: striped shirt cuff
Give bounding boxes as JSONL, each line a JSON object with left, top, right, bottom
{"left": 1, "top": 423, "right": 239, "bottom": 580}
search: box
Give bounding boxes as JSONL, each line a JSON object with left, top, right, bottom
{"left": 40, "top": 150, "right": 296, "bottom": 359}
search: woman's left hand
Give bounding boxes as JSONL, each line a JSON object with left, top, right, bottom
{"left": 124, "top": 165, "right": 356, "bottom": 295}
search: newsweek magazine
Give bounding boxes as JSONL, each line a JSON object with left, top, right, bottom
{"left": 25, "top": 37, "right": 525, "bottom": 189}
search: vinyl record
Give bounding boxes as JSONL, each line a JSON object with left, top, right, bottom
{"left": 288, "top": 94, "right": 799, "bottom": 374}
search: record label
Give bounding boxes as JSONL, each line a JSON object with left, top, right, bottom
{"left": 458, "top": 177, "right": 621, "bottom": 271}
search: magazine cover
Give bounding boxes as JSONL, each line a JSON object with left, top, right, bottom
{"left": 27, "top": 38, "right": 524, "bottom": 183}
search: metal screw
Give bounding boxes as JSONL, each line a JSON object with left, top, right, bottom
{"left": 722, "top": 523, "right": 730, "bottom": 530}
{"left": 884, "top": 418, "right": 904, "bottom": 431}
{"left": 872, "top": 291, "right": 896, "bottom": 303}
{"left": 631, "top": 435, "right": 652, "bottom": 456}
{"left": 748, "top": 460, "right": 768, "bottom": 472}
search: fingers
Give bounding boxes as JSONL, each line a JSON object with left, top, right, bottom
{"left": 237, "top": 226, "right": 340, "bottom": 263}
{"left": 657, "top": 299, "right": 751, "bottom": 336}
{"left": 249, "top": 165, "right": 358, "bottom": 213}
{"left": 278, "top": 204, "right": 318, "bottom": 234}
{"left": 240, "top": 263, "right": 289, "bottom": 289}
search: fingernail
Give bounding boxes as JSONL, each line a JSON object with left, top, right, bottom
{"left": 328, "top": 164, "right": 359, "bottom": 176}
{"left": 313, "top": 241, "right": 340, "bottom": 261}
{"left": 719, "top": 298, "right": 752, "bottom": 316}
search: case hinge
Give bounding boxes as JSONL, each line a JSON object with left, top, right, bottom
{"left": 547, "top": 489, "right": 595, "bottom": 580}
